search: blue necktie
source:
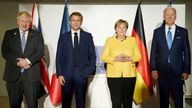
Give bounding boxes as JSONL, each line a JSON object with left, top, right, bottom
{"left": 167, "top": 27, "right": 172, "bottom": 50}
{"left": 21, "top": 32, "right": 26, "bottom": 73}
{"left": 167, "top": 27, "right": 172, "bottom": 63}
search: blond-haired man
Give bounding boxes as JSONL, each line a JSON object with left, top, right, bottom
{"left": 2, "top": 11, "right": 44, "bottom": 108}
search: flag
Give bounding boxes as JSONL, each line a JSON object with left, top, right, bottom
{"left": 31, "top": 2, "right": 50, "bottom": 96}
{"left": 49, "top": 0, "right": 70, "bottom": 105}
{"left": 131, "top": 2, "right": 153, "bottom": 104}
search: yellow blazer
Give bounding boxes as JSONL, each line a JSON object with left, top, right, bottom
{"left": 101, "top": 36, "right": 141, "bottom": 78}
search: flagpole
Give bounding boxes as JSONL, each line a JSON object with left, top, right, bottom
{"left": 65, "top": 0, "right": 68, "bottom": 4}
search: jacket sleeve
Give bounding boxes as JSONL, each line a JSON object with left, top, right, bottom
{"left": 132, "top": 38, "right": 141, "bottom": 62}
{"left": 101, "top": 38, "right": 114, "bottom": 64}
{"left": 56, "top": 35, "right": 64, "bottom": 77}
{"left": 150, "top": 30, "right": 158, "bottom": 71}
{"left": 183, "top": 29, "right": 191, "bottom": 74}
{"left": 1, "top": 31, "right": 19, "bottom": 66}
{"left": 27, "top": 32, "right": 44, "bottom": 65}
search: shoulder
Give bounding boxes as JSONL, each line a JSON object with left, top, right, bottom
{"left": 176, "top": 25, "right": 187, "bottom": 32}
{"left": 5, "top": 28, "right": 18, "bottom": 34}
{"left": 29, "top": 29, "right": 43, "bottom": 39}
{"left": 81, "top": 30, "right": 92, "bottom": 36}
{"left": 4, "top": 28, "right": 18, "bottom": 38}
{"left": 154, "top": 26, "right": 163, "bottom": 32}
{"left": 60, "top": 31, "right": 71, "bottom": 39}
{"left": 105, "top": 36, "right": 116, "bottom": 42}
{"left": 127, "top": 36, "right": 135, "bottom": 40}
{"left": 80, "top": 30, "right": 93, "bottom": 40}
{"left": 126, "top": 36, "right": 138, "bottom": 43}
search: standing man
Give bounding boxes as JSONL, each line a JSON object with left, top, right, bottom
{"left": 56, "top": 12, "right": 96, "bottom": 108}
{"left": 150, "top": 7, "right": 191, "bottom": 108}
{"left": 1, "top": 11, "right": 44, "bottom": 108}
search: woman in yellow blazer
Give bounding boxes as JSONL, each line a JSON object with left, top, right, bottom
{"left": 101, "top": 19, "right": 141, "bottom": 108}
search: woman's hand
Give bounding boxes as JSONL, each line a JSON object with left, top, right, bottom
{"left": 114, "top": 54, "right": 132, "bottom": 62}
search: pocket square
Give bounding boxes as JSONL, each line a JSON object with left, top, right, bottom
{"left": 176, "top": 36, "right": 181, "bottom": 39}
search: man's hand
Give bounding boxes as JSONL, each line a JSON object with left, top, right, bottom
{"left": 58, "top": 76, "right": 65, "bottom": 86}
{"left": 152, "top": 70, "right": 159, "bottom": 81}
{"left": 17, "top": 58, "right": 28, "bottom": 67}
{"left": 17, "top": 58, "right": 31, "bottom": 69}
{"left": 182, "top": 73, "right": 189, "bottom": 80}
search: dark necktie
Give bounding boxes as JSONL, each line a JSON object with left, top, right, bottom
{"left": 74, "top": 32, "right": 78, "bottom": 66}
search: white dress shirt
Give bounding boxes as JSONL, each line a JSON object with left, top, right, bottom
{"left": 71, "top": 29, "right": 80, "bottom": 47}
{"left": 165, "top": 24, "right": 176, "bottom": 41}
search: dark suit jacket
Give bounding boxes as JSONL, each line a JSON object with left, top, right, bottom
{"left": 150, "top": 25, "right": 191, "bottom": 78}
{"left": 2, "top": 28, "right": 44, "bottom": 82}
{"left": 56, "top": 30, "right": 96, "bottom": 80}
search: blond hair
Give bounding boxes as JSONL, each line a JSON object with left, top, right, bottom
{"left": 114, "top": 19, "right": 129, "bottom": 30}
{"left": 16, "top": 11, "right": 32, "bottom": 22}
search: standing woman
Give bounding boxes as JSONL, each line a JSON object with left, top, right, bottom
{"left": 101, "top": 19, "right": 141, "bottom": 108}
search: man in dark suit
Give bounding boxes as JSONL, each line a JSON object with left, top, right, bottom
{"left": 1, "top": 11, "right": 44, "bottom": 108}
{"left": 56, "top": 12, "right": 96, "bottom": 108}
{"left": 150, "top": 7, "right": 191, "bottom": 108}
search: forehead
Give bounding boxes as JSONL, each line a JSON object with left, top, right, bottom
{"left": 164, "top": 8, "right": 176, "bottom": 14}
{"left": 71, "top": 15, "right": 80, "bottom": 18}
{"left": 18, "top": 15, "right": 30, "bottom": 20}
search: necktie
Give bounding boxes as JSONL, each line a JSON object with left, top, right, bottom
{"left": 167, "top": 27, "right": 172, "bottom": 63}
{"left": 74, "top": 32, "right": 78, "bottom": 66}
{"left": 21, "top": 32, "right": 26, "bottom": 73}
{"left": 167, "top": 27, "right": 172, "bottom": 50}
{"left": 21, "top": 32, "right": 26, "bottom": 53}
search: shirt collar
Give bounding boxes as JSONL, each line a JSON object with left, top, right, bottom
{"left": 19, "top": 28, "right": 29, "bottom": 34}
{"left": 165, "top": 24, "right": 176, "bottom": 30}
{"left": 71, "top": 29, "right": 80, "bottom": 35}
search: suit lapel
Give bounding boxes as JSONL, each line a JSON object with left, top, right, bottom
{"left": 79, "top": 31, "right": 86, "bottom": 50}
{"left": 171, "top": 25, "right": 180, "bottom": 50}
{"left": 160, "top": 26, "right": 169, "bottom": 50}
{"left": 14, "top": 28, "right": 23, "bottom": 54}
{"left": 69, "top": 31, "right": 73, "bottom": 49}
{"left": 23, "top": 29, "right": 34, "bottom": 54}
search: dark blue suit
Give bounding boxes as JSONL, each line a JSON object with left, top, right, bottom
{"left": 150, "top": 25, "right": 191, "bottom": 108}
{"left": 56, "top": 30, "right": 96, "bottom": 108}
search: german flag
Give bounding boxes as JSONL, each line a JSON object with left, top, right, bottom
{"left": 131, "top": 2, "right": 153, "bottom": 104}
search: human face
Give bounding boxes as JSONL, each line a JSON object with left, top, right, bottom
{"left": 70, "top": 15, "right": 82, "bottom": 31}
{"left": 17, "top": 15, "right": 31, "bottom": 32}
{"left": 115, "top": 23, "right": 127, "bottom": 38}
{"left": 164, "top": 8, "right": 176, "bottom": 26}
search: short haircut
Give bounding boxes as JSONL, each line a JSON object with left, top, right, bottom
{"left": 69, "top": 12, "right": 83, "bottom": 22}
{"left": 16, "top": 11, "right": 32, "bottom": 22}
{"left": 114, "top": 19, "right": 129, "bottom": 30}
{"left": 163, "top": 7, "right": 177, "bottom": 16}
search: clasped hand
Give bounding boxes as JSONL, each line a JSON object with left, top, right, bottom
{"left": 114, "top": 54, "right": 132, "bottom": 62}
{"left": 17, "top": 58, "right": 31, "bottom": 69}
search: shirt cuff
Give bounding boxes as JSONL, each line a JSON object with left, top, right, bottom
{"left": 25, "top": 58, "right": 32, "bottom": 65}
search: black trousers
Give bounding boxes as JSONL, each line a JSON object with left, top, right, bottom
{"left": 107, "top": 77, "right": 136, "bottom": 108}
{"left": 6, "top": 74, "right": 40, "bottom": 108}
